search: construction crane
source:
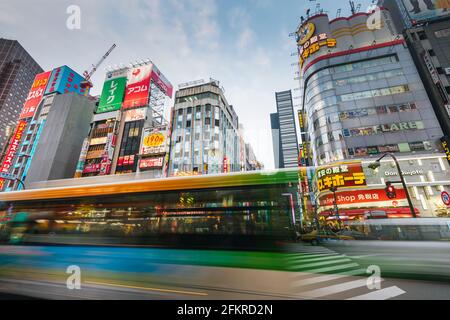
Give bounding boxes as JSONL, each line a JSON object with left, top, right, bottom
{"left": 80, "top": 44, "right": 117, "bottom": 89}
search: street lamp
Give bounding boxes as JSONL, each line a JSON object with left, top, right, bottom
{"left": 369, "top": 152, "right": 417, "bottom": 218}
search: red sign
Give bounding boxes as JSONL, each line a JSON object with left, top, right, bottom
{"left": 0, "top": 120, "right": 27, "bottom": 189}
{"left": 319, "top": 189, "right": 407, "bottom": 207}
{"left": 151, "top": 67, "right": 173, "bottom": 98}
{"left": 82, "top": 163, "right": 101, "bottom": 174}
{"left": 139, "top": 157, "right": 164, "bottom": 169}
{"left": 442, "top": 191, "right": 450, "bottom": 206}
{"left": 223, "top": 157, "right": 229, "bottom": 173}
{"left": 122, "top": 65, "right": 152, "bottom": 109}
{"left": 19, "top": 71, "right": 52, "bottom": 119}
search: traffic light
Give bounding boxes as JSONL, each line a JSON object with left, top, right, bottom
{"left": 385, "top": 182, "right": 397, "bottom": 199}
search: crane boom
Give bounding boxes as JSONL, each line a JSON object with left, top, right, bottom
{"left": 82, "top": 44, "right": 117, "bottom": 86}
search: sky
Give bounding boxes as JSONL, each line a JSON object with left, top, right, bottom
{"left": 0, "top": 0, "right": 373, "bottom": 169}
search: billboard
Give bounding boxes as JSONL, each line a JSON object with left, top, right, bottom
{"left": 19, "top": 71, "right": 52, "bottom": 119}
{"left": 139, "top": 157, "right": 164, "bottom": 170}
{"left": 319, "top": 189, "right": 407, "bottom": 207}
{"left": 44, "top": 66, "right": 87, "bottom": 96}
{"left": 96, "top": 69, "right": 128, "bottom": 114}
{"left": 401, "top": 0, "right": 450, "bottom": 23}
{"left": 315, "top": 161, "right": 367, "bottom": 192}
{"left": 151, "top": 64, "right": 174, "bottom": 98}
{"left": 0, "top": 120, "right": 27, "bottom": 189}
{"left": 140, "top": 128, "right": 167, "bottom": 155}
{"left": 122, "top": 65, "right": 153, "bottom": 109}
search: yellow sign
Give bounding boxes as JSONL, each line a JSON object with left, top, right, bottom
{"left": 144, "top": 133, "right": 165, "bottom": 148}
{"left": 297, "top": 22, "right": 316, "bottom": 45}
{"left": 299, "top": 32, "right": 337, "bottom": 68}
{"left": 316, "top": 161, "right": 367, "bottom": 192}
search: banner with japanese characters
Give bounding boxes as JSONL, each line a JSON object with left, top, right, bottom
{"left": 122, "top": 65, "right": 153, "bottom": 109}
{"left": 0, "top": 120, "right": 27, "bottom": 189}
{"left": 140, "top": 128, "right": 167, "bottom": 155}
{"left": 315, "top": 161, "right": 367, "bottom": 192}
{"left": 19, "top": 71, "right": 52, "bottom": 119}
{"left": 97, "top": 69, "right": 128, "bottom": 114}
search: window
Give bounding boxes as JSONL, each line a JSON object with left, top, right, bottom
{"left": 437, "top": 67, "right": 444, "bottom": 74}
{"left": 428, "top": 49, "right": 436, "bottom": 57}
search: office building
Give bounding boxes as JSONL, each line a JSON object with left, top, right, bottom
{"left": 0, "top": 38, "right": 43, "bottom": 151}
{"left": 271, "top": 90, "right": 299, "bottom": 169}
{"left": 168, "top": 79, "right": 242, "bottom": 176}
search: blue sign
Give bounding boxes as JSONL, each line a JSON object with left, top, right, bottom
{"left": 44, "top": 66, "right": 88, "bottom": 96}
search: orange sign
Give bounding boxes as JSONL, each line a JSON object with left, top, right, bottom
{"left": 19, "top": 71, "right": 52, "bottom": 119}
{"left": 0, "top": 120, "right": 27, "bottom": 189}
{"left": 144, "top": 133, "right": 165, "bottom": 147}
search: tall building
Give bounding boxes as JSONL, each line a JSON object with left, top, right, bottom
{"left": 0, "top": 65, "right": 94, "bottom": 191}
{"left": 168, "top": 79, "right": 242, "bottom": 176}
{"left": 0, "top": 38, "right": 43, "bottom": 151}
{"left": 270, "top": 113, "right": 283, "bottom": 169}
{"left": 74, "top": 62, "right": 173, "bottom": 179}
{"left": 271, "top": 90, "right": 299, "bottom": 169}
{"left": 296, "top": 8, "right": 444, "bottom": 167}
{"left": 380, "top": 0, "right": 450, "bottom": 139}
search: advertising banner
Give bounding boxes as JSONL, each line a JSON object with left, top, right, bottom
{"left": 139, "top": 157, "right": 164, "bottom": 169}
{"left": 44, "top": 66, "right": 87, "bottom": 96}
{"left": 75, "top": 138, "right": 90, "bottom": 178}
{"left": 123, "top": 65, "right": 153, "bottom": 109}
{"left": 151, "top": 65, "right": 174, "bottom": 98}
{"left": 0, "top": 120, "right": 27, "bottom": 189}
{"left": 441, "top": 136, "right": 450, "bottom": 164}
{"left": 124, "top": 108, "right": 146, "bottom": 122}
{"left": 319, "top": 189, "right": 407, "bottom": 207}
{"left": 97, "top": 69, "right": 128, "bottom": 114}
{"left": 315, "top": 161, "right": 367, "bottom": 192}
{"left": 401, "top": 0, "right": 450, "bottom": 23}
{"left": 140, "top": 128, "right": 167, "bottom": 155}
{"left": 19, "top": 71, "right": 52, "bottom": 119}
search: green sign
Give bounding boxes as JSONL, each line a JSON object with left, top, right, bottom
{"left": 97, "top": 76, "right": 127, "bottom": 114}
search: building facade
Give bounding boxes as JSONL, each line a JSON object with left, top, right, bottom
{"left": 271, "top": 90, "right": 299, "bottom": 169}
{"left": 74, "top": 62, "right": 174, "bottom": 179}
{"left": 0, "top": 65, "right": 93, "bottom": 191}
{"left": 168, "top": 80, "right": 242, "bottom": 176}
{"left": 0, "top": 38, "right": 43, "bottom": 152}
{"left": 296, "top": 8, "right": 444, "bottom": 167}
{"left": 380, "top": 0, "right": 450, "bottom": 138}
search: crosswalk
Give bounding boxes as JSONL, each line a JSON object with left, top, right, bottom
{"left": 287, "top": 245, "right": 406, "bottom": 300}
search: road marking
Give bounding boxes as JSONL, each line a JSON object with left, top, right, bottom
{"left": 301, "top": 278, "right": 372, "bottom": 298}
{"left": 290, "top": 255, "right": 346, "bottom": 264}
{"left": 85, "top": 281, "right": 208, "bottom": 296}
{"left": 293, "top": 271, "right": 363, "bottom": 288}
{"left": 294, "top": 258, "right": 352, "bottom": 270}
{"left": 347, "top": 286, "right": 406, "bottom": 300}
{"left": 304, "top": 262, "right": 360, "bottom": 274}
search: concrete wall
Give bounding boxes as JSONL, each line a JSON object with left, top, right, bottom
{"left": 25, "top": 93, "right": 95, "bottom": 184}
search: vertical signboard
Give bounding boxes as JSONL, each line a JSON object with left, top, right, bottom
{"left": 122, "top": 65, "right": 153, "bottom": 109}
{"left": 74, "top": 138, "right": 90, "bottom": 178}
{"left": 0, "top": 120, "right": 27, "bottom": 189}
{"left": 44, "top": 66, "right": 87, "bottom": 96}
{"left": 19, "top": 71, "right": 52, "bottom": 119}
{"left": 96, "top": 69, "right": 128, "bottom": 114}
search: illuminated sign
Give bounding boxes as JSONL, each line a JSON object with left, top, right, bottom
{"left": 316, "top": 161, "right": 367, "bottom": 192}
{"left": 44, "top": 66, "right": 87, "bottom": 96}
{"left": 123, "top": 65, "right": 153, "bottom": 109}
{"left": 297, "top": 22, "right": 316, "bottom": 45}
{"left": 140, "top": 129, "right": 167, "bottom": 155}
{"left": 97, "top": 69, "right": 127, "bottom": 114}
{"left": 319, "top": 189, "right": 407, "bottom": 207}
{"left": 139, "top": 157, "right": 164, "bottom": 169}
{"left": 19, "top": 71, "right": 52, "bottom": 119}
{"left": 299, "top": 25, "right": 337, "bottom": 68}
{"left": 0, "top": 120, "right": 27, "bottom": 189}
{"left": 124, "top": 108, "right": 146, "bottom": 122}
